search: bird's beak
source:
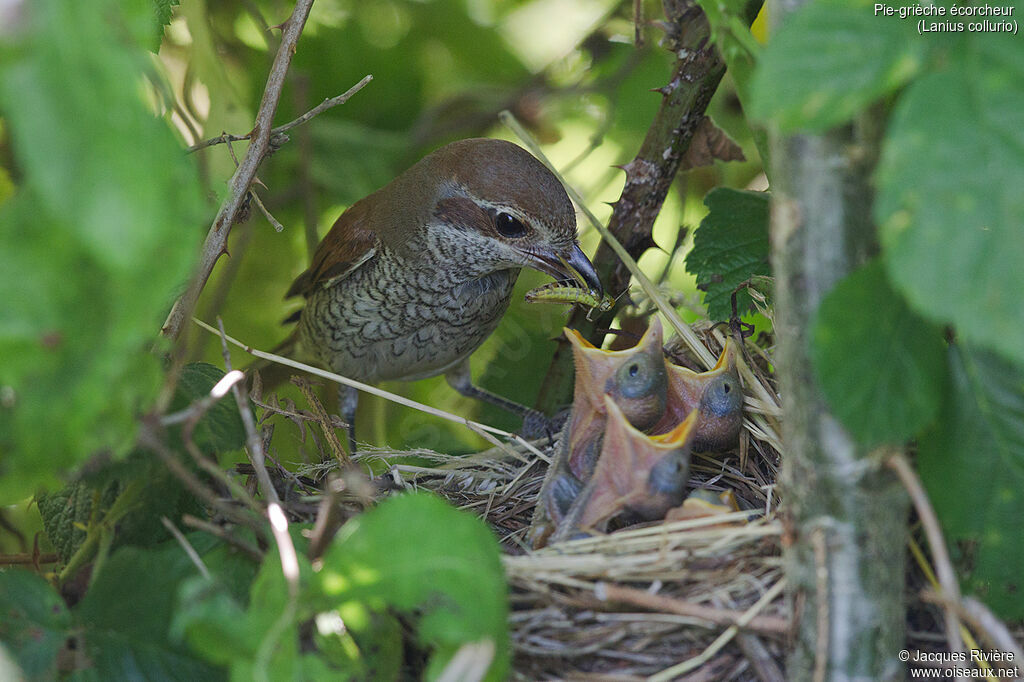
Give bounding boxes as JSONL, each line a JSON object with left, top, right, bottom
{"left": 529, "top": 243, "right": 604, "bottom": 299}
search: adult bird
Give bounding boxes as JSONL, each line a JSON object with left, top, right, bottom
{"left": 280, "top": 138, "right": 603, "bottom": 451}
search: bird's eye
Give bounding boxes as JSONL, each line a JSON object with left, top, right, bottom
{"left": 495, "top": 212, "right": 528, "bottom": 238}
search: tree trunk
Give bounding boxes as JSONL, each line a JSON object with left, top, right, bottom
{"left": 770, "top": 65, "right": 909, "bottom": 682}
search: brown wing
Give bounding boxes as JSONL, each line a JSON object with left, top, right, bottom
{"left": 285, "top": 198, "right": 378, "bottom": 299}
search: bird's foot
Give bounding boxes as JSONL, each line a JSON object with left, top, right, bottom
{"left": 521, "top": 407, "right": 569, "bottom": 442}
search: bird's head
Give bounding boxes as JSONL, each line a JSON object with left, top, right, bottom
{"left": 412, "top": 138, "right": 603, "bottom": 297}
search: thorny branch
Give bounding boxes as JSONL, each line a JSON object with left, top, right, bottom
{"left": 162, "top": 0, "right": 368, "bottom": 341}
{"left": 533, "top": 0, "right": 734, "bottom": 414}
{"left": 184, "top": 75, "right": 373, "bottom": 154}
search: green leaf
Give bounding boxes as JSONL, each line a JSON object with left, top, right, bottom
{"left": 316, "top": 493, "right": 509, "bottom": 681}
{"left": 173, "top": 552, "right": 315, "bottom": 681}
{"left": 37, "top": 481, "right": 120, "bottom": 563}
{"left": 171, "top": 363, "right": 248, "bottom": 454}
{"left": 0, "top": 570, "right": 71, "bottom": 681}
{"left": 172, "top": 578, "right": 251, "bottom": 667}
{"left": 750, "top": 1, "right": 924, "bottom": 130}
{"left": 0, "top": 0, "right": 205, "bottom": 501}
{"left": 694, "top": 0, "right": 761, "bottom": 84}
{"left": 810, "top": 261, "right": 947, "bottom": 448}
{"left": 877, "top": 43, "right": 1024, "bottom": 368}
{"left": 918, "top": 345, "right": 1024, "bottom": 619}
{"left": 35, "top": 446, "right": 211, "bottom": 573}
{"left": 0, "top": 197, "right": 166, "bottom": 501}
{"left": 153, "top": 0, "right": 180, "bottom": 49}
{"left": 68, "top": 637, "right": 221, "bottom": 682}
{"left": 1, "top": 0, "right": 203, "bottom": 272}
{"left": 74, "top": 535, "right": 238, "bottom": 680}
{"left": 685, "top": 188, "right": 770, "bottom": 321}
{"left": 693, "top": 0, "right": 769, "bottom": 165}
{"left": 318, "top": 609, "right": 403, "bottom": 680}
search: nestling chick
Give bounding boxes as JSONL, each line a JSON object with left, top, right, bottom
{"left": 550, "top": 400, "right": 697, "bottom": 543}
{"left": 528, "top": 320, "right": 668, "bottom": 548}
{"left": 651, "top": 339, "right": 744, "bottom": 451}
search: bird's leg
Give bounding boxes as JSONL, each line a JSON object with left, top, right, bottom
{"left": 338, "top": 385, "right": 359, "bottom": 455}
{"left": 444, "top": 361, "right": 553, "bottom": 439}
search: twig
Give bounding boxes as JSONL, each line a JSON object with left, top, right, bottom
{"left": 181, "top": 436, "right": 263, "bottom": 516}
{"left": 0, "top": 553, "right": 60, "bottom": 566}
{"left": 736, "top": 632, "right": 786, "bottom": 682}
{"left": 307, "top": 474, "right": 345, "bottom": 562}
{"left": 886, "top": 451, "right": 966, "bottom": 656}
{"left": 268, "top": 502, "right": 300, "bottom": 596}
{"left": 181, "top": 514, "right": 263, "bottom": 561}
{"left": 958, "top": 597, "right": 1024, "bottom": 663}
{"left": 648, "top": 579, "right": 787, "bottom": 681}
{"left": 185, "top": 76, "right": 373, "bottom": 154}
{"left": 510, "top": 2, "right": 740, "bottom": 414}
{"left": 139, "top": 419, "right": 265, "bottom": 535}
{"left": 633, "top": 0, "right": 644, "bottom": 47}
{"left": 161, "top": 369, "right": 245, "bottom": 426}
{"left": 811, "top": 527, "right": 829, "bottom": 682}
{"left": 161, "top": 516, "right": 211, "bottom": 579}
{"left": 249, "top": 190, "right": 285, "bottom": 232}
{"left": 907, "top": 534, "right": 997, "bottom": 675}
{"left": 216, "top": 320, "right": 300, "bottom": 606}
{"left": 274, "top": 78, "right": 373, "bottom": 135}
{"left": 164, "top": 364, "right": 263, "bottom": 515}
{"left": 191, "top": 317, "right": 548, "bottom": 459}
{"left": 595, "top": 583, "right": 788, "bottom": 637}
{"left": 918, "top": 591, "right": 1024, "bottom": 667}
{"left": 217, "top": 319, "right": 280, "bottom": 506}
{"left": 292, "top": 377, "right": 351, "bottom": 467}
{"left": 162, "top": 0, "right": 354, "bottom": 340}
{"left": 264, "top": 444, "right": 310, "bottom": 494}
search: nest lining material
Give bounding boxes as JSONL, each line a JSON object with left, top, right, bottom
{"left": 344, "top": 423, "right": 786, "bottom": 678}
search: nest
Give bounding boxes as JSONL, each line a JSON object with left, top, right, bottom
{"left": 250, "top": 314, "right": 1021, "bottom": 679}
{"left": 228, "top": 292, "right": 1024, "bottom": 679}
{"left": 288, "top": 326, "right": 792, "bottom": 680}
